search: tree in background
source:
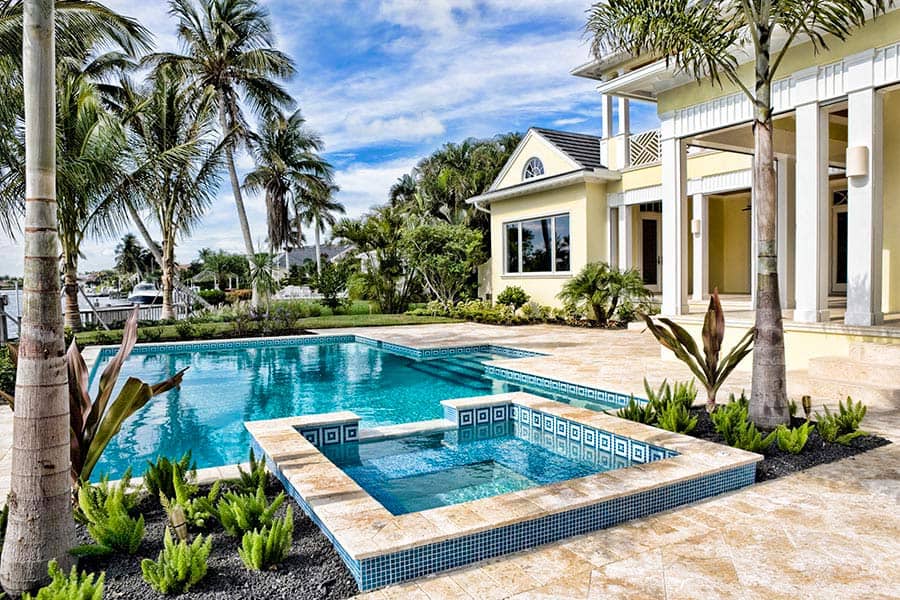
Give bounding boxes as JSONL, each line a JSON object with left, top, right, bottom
{"left": 311, "top": 259, "right": 351, "bottom": 311}
{"left": 299, "top": 182, "right": 344, "bottom": 276}
{"left": 159, "top": 0, "right": 296, "bottom": 307}
{"left": 115, "top": 233, "right": 147, "bottom": 280}
{"left": 401, "top": 223, "right": 484, "bottom": 309}
{"left": 195, "top": 248, "right": 249, "bottom": 290}
{"left": 587, "top": 0, "right": 889, "bottom": 427}
{"left": 0, "top": 0, "right": 75, "bottom": 592}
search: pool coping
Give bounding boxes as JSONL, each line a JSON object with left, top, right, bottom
{"left": 247, "top": 392, "right": 761, "bottom": 590}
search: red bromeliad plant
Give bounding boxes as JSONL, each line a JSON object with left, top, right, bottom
{"left": 641, "top": 289, "right": 753, "bottom": 412}
{"left": 1, "top": 309, "right": 186, "bottom": 484}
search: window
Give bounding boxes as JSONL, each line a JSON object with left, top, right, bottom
{"left": 504, "top": 214, "right": 570, "bottom": 274}
{"left": 522, "top": 157, "right": 544, "bottom": 179}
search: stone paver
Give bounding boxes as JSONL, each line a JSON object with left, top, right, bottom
{"left": 1, "top": 323, "right": 897, "bottom": 598}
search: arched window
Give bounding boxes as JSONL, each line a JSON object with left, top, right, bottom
{"left": 522, "top": 157, "right": 544, "bottom": 179}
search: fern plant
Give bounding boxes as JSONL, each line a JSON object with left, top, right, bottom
{"left": 145, "top": 452, "right": 196, "bottom": 502}
{"left": 72, "top": 476, "right": 145, "bottom": 556}
{"left": 615, "top": 396, "right": 656, "bottom": 424}
{"left": 159, "top": 468, "right": 221, "bottom": 534}
{"left": 22, "top": 560, "right": 104, "bottom": 600}
{"left": 656, "top": 401, "right": 697, "bottom": 434}
{"left": 141, "top": 528, "right": 212, "bottom": 595}
{"left": 75, "top": 468, "right": 139, "bottom": 525}
{"left": 710, "top": 394, "right": 776, "bottom": 452}
{"left": 234, "top": 448, "right": 268, "bottom": 494}
{"left": 238, "top": 507, "right": 294, "bottom": 571}
{"left": 775, "top": 422, "right": 813, "bottom": 454}
{"left": 217, "top": 487, "right": 285, "bottom": 537}
{"left": 815, "top": 397, "right": 867, "bottom": 445}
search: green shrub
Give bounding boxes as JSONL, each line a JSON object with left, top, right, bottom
{"left": 145, "top": 453, "right": 196, "bottom": 502}
{"left": 557, "top": 262, "right": 650, "bottom": 326}
{"left": 174, "top": 320, "right": 196, "bottom": 340}
{"left": 160, "top": 474, "right": 221, "bottom": 533}
{"left": 656, "top": 401, "right": 697, "bottom": 434}
{"left": 710, "top": 393, "right": 776, "bottom": 452}
{"left": 234, "top": 449, "right": 268, "bottom": 495}
{"left": 615, "top": 397, "right": 656, "bottom": 424}
{"left": 238, "top": 507, "right": 294, "bottom": 571}
{"left": 22, "top": 560, "right": 104, "bottom": 600}
{"left": 775, "top": 422, "right": 813, "bottom": 454}
{"left": 217, "top": 486, "right": 285, "bottom": 537}
{"left": 138, "top": 326, "right": 163, "bottom": 342}
{"left": 74, "top": 469, "right": 140, "bottom": 525}
{"left": 0, "top": 345, "right": 15, "bottom": 399}
{"left": 496, "top": 286, "right": 529, "bottom": 310}
{"left": 198, "top": 289, "right": 226, "bottom": 305}
{"left": 141, "top": 528, "right": 212, "bottom": 595}
{"left": 815, "top": 397, "right": 868, "bottom": 445}
{"left": 72, "top": 476, "right": 145, "bottom": 556}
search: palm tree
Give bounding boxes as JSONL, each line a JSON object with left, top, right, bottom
{"left": 586, "top": 0, "right": 889, "bottom": 428}
{"left": 115, "top": 233, "right": 146, "bottom": 279}
{"left": 557, "top": 262, "right": 651, "bottom": 327}
{"left": 156, "top": 0, "right": 296, "bottom": 306}
{"left": 0, "top": 0, "right": 75, "bottom": 593}
{"left": 120, "top": 67, "right": 223, "bottom": 320}
{"left": 300, "top": 183, "right": 344, "bottom": 276}
{"left": 243, "top": 108, "right": 332, "bottom": 263}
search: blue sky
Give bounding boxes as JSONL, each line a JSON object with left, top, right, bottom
{"left": 0, "top": 0, "right": 659, "bottom": 275}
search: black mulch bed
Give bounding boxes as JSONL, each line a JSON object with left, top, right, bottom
{"left": 687, "top": 408, "right": 891, "bottom": 482}
{"left": 76, "top": 477, "right": 357, "bottom": 600}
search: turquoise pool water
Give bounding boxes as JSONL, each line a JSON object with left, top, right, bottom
{"left": 92, "top": 341, "right": 545, "bottom": 478}
{"left": 322, "top": 422, "right": 620, "bottom": 515}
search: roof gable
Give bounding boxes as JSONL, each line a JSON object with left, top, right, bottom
{"left": 490, "top": 127, "right": 605, "bottom": 191}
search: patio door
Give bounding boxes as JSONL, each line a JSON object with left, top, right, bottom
{"left": 640, "top": 216, "right": 661, "bottom": 292}
{"left": 831, "top": 190, "right": 848, "bottom": 294}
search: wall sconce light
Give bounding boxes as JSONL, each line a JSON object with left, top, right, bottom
{"left": 846, "top": 145, "right": 868, "bottom": 178}
{"left": 691, "top": 218, "right": 702, "bottom": 235}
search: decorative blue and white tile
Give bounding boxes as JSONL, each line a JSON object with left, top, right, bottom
{"left": 322, "top": 426, "right": 342, "bottom": 445}
{"left": 342, "top": 424, "right": 358, "bottom": 442}
{"left": 583, "top": 427, "right": 597, "bottom": 448}
{"left": 458, "top": 410, "right": 474, "bottom": 427}
{"left": 475, "top": 407, "right": 491, "bottom": 425}
{"left": 491, "top": 405, "right": 507, "bottom": 422}
{"left": 613, "top": 436, "right": 630, "bottom": 458}
{"left": 299, "top": 429, "right": 320, "bottom": 446}
{"left": 569, "top": 423, "right": 582, "bottom": 443}
{"left": 630, "top": 442, "right": 648, "bottom": 463}
{"left": 597, "top": 431, "right": 613, "bottom": 453}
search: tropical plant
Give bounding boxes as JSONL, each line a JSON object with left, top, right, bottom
{"left": 243, "top": 108, "right": 333, "bottom": 262}
{"left": 118, "top": 66, "right": 224, "bottom": 320}
{"left": 642, "top": 290, "right": 753, "bottom": 412}
{"left": 496, "top": 286, "right": 529, "bottom": 310}
{"left": 21, "top": 561, "right": 103, "bottom": 600}
{"left": 644, "top": 378, "right": 697, "bottom": 415}
{"left": 615, "top": 397, "right": 656, "bottom": 424}
{"left": 299, "top": 183, "right": 344, "bottom": 276}
{"left": 401, "top": 223, "right": 484, "bottom": 309}
{"left": 141, "top": 528, "right": 212, "bottom": 595}
{"left": 586, "top": 0, "right": 890, "bottom": 428}
{"left": 310, "top": 260, "right": 351, "bottom": 311}
{"left": 815, "top": 397, "right": 868, "bottom": 445}
{"left": 238, "top": 507, "right": 293, "bottom": 571}
{"left": 160, "top": 477, "right": 221, "bottom": 533}
{"left": 217, "top": 486, "right": 285, "bottom": 537}
{"left": 775, "top": 422, "right": 813, "bottom": 454}
{"left": 710, "top": 394, "right": 776, "bottom": 452}
{"left": 234, "top": 448, "right": 268, "bottom": 494}
{"left": 114, "top": 233, "right": 150, "bottom": 280}
{"left": 71, "top": 480, "right": 144, "bottom": 557}
{"left": 74, "top": 469, "right": 140, "bottom": 525}
{"left": 656, "top": 401, "right": 697, "bottom": 434}
{"left": 248, "top": 252, "right": 279, "bottom": 307}
{"left": 158, "top": 0, "right": 297, "bottom": 307}
{"left": 558, "top": 262, "right": 650, "bottom": 326}
{"left": 144, "top": 452, "right": 197, "bottom": 503}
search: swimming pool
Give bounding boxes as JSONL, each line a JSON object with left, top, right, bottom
{"left": 89, "top": 336, "right": 622, "bottom": 479}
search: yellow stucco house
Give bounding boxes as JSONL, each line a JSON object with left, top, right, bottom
{"left": 470, "top": 9, "right": 900, "bottom": 367}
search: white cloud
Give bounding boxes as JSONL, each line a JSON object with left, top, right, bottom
{"left": 553, "top": 116, "right": 588, "bottom": 127}
{"left": 332, "top": 156, "right": 419, "bottom": 218}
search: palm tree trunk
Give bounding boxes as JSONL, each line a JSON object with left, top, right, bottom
{"left": 160, "top": 233, "right": 176, "bottom": 320}
{"left": 124, "top": 198, "right": 163, "bottom": 268}
{"left": 749, "top": 46, "right": 789, "bottom": 428}
{"left": 62, "top": 250, "right": 82, "bottom": 331}
{"left": 314, "top": 220, "right": 322, "bottom": 276}
{"left": 216, "top": 94, "right": 258, "bottom": 307}
{"left": 0, "top": 0, "right": 76, "bottom": 593}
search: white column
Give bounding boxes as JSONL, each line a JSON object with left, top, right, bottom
{"left": 601, "top": 94, "right": 614, "bottom": 139}
{"left": 793, "top": 102, "right": 830, "bottom": 323}
{"left": 691, "top": 193, "right": 708, "bottom": 302}
{"left": 845, "top": 87, "right": 884, "bottom": 326}
{"left": 661, "top": 136, "right": 689, "bottom": 315}
{"left": 618, "top": 204, "right": 633, "bottom": 271}
{"left": 618, "top": 96, "right": 631, "bottom": 168}
{"left": 776, "top": 157, "right": 796, "bottom": 308}
{"left": 608, "top": 207, "right": 619, "bottom": 267}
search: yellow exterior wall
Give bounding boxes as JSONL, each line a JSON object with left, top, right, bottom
{"left": 612, "top": 150, "right": 752, "bottom": 194}
{"left": 658, "top": 10, "right": 900, "bottom": 113}
{"left": 494, "top": 134, "right": 578, "bottom": 190}
{"left": 707, "top": 194, "right": 751, "bottom": 294}
{"left": 489, "top": 181, "right": 608, "bottom": 306}
{"left": 884, "top": 89, "right": 900, "bottom": 313}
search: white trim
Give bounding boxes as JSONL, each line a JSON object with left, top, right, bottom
{"left": 469, "top": 168, "right": 619, "bottom": 205}
{"left": 502, "top": 213, "right": 571, "bottom": 276}
{"left": 488, "top": 129, "right": 583, "bottom": 192}
{"left": 607, "top": 168, "right": 752, "bottom": 208}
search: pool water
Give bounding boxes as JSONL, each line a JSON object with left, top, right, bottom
{"left": 91, "top": 342, "right": 528, "bottom": 478}
{"left": 322, "top": 422, "right": 619, "bottom": 515}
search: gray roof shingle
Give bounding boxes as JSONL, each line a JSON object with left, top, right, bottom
{"left": 532, "top": 127, "right": 605, "bottom": 169}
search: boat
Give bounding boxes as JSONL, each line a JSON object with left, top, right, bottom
{"left": 127, "top": 282, "right": 162, "bottom": 305}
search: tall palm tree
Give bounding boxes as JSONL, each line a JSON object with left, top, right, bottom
{"left": 0, "top": 0, "right": 75, "bottom": 593}
{"left": 300, "top": 183, "right": 344, "bottom": 276}
{"left": 156, "top": 0, "right": 296, "bottom": 306}
{"left": 119, "top": 67, "right": 223, "bottom": 320}
{"left": 587, "top": 0, "right": 889, "bottom": 427}
{"left": 115, "top": 232, "right": 146, "bottom": 279}
{"left": 243, "top": 108, "right": 332, "bottom": 262}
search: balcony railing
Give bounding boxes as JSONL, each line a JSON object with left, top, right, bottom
{"left": 628, "top": 129, "right": 661, "bottom": 167}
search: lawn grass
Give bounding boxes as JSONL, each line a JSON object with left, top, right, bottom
{"left": 74, "top": 313, "right": 460, "bottom": 346}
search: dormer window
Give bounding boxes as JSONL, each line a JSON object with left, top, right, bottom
{"left": 522, "top": 157, "right": 544, "bottom": 180}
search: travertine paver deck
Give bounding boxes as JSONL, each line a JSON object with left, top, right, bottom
{"left": 1, "top": 323, "right": 897, "bottom": 598}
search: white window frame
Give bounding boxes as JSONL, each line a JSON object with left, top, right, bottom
{"left": 522, "top": 157, "right": 544, "bottom": 180}
{"left": 503, "top": 213, "right": 570, "bottom": 275}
